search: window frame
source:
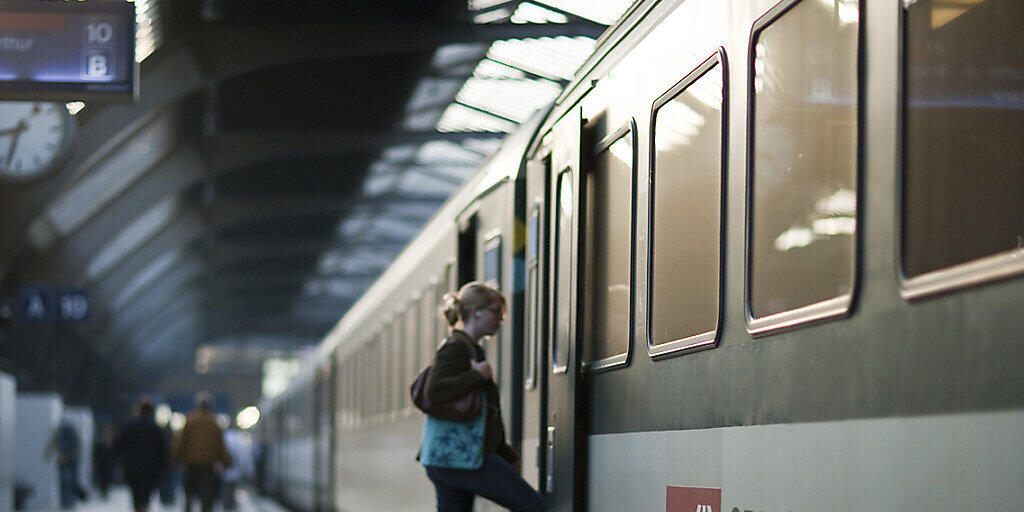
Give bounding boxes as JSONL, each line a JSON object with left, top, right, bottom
{"left": 483, "top": 231, "right": 503, "bottom": 288}
{"left": 524, "top": 204, "right": 541, "bottom": 389}
{"left": 578, "top": 121, "right": 637, "bottom": 373}
{"left": 744, "top": 0, "right": 864, "bottom": 337}
{"left": 647, "top": 48, "right": 729, "bottom": 360}
{"left": 896, "top": 0, "right": 1024, "bottom": 301}
{"left": 551, "top": 166, "right": 573, "bottom": 375}
{"left": 483, "top": 231, "right": 503, "bottom": 382}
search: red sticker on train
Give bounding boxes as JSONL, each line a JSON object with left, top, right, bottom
{"left": 667, "top": 486, "right": 721, "bottom": 512}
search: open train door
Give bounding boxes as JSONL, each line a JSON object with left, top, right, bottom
{"left": 544, "top": 106, "right": 586, "bottom": 512}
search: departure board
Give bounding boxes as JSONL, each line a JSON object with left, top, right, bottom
{"left": 0, "top": 0, "right": 136, "bottom": 102}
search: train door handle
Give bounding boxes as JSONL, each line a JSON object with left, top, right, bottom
{"left": 545, "top": 425, "right": 555, "bottom": 493}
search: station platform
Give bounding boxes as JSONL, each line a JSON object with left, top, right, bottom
{"left": 44, "top": 486, "right": 289, "bottom": 512}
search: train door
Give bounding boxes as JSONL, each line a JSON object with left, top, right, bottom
{"left": 545, "top": 107, "right": 586, "bottom": 511}
{"left": 522, "top": 153, "right": 551, "bottom": 490}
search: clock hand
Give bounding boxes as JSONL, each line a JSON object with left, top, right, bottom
{"left": 3, "top": 121, "right": 26, "bottom": 169}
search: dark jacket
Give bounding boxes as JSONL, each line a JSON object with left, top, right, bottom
{"left": 424, "top": 330, "right": 518, "bottom": 463}
{"left": 117, "top": 415, "right": 169, "bottom": 484}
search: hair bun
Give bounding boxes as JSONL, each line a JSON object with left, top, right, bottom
{"left": 441, "top": 293, "right": 461, "bottom": 327}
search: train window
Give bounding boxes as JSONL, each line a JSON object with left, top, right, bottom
{"left": 404, "top": 300, "right": 419, "bottom": 409}
{"left": 362, "top": 344, "right": 374, "bottom": 419}
{"left": 551, "top": 169, "right": 573, "bottom": 373}
{"left": 483, "top": 234, "right": 502, "bottom": 382}
{"left": 339, "top": 358, "right": 348, "bottom": 430}
{"left": 371, "top": 335, "right": 383, "bottom": 417}
{"left": 391, "top": 315, "right": 405, "bottom": 414}
{"left": 421, "top": 283, "right": 437, "bottom": 367}
{"left": 358, "top": 346, "right": 370, "bottom": 421}
{"left": 649, "top": 52, "right": 726, "bottom": 357}
{"left": 747, "top": 0, "right": 860, "bottom": 335}
{"left": 582, "top": 125, "right": 634, "bottom": 371}
{"left": 436, "top": 275, "right": 449, "bottom": 341}
{"left": 901, "top": 0, "right": 1024, "bottom": 298}
{"left": 525, "top": 207, "right": 541, "bottom": 389}
{"left": 487, "top": 234, "right": 503, "bottom": 286}
{"left": 348, "top": 357, "right": 357, "bottom": 427}
{"left": 378, "top": 327, "right": 389, "bottom": 415}
{"left": 405, "top": 299, "right": 421, "bottom": 393}
{"left": 339, "top": 358, "right": 349, "bottom": 429}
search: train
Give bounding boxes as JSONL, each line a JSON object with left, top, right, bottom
{"left": 258, "top": 0, "right": 1024, "bottom": 510}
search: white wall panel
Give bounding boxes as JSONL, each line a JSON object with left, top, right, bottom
{"left": 15, "top": 393, "right": 63, "bottom": 511}
{"left": 64, "top": 407, "right": 94, "bottom": 494}
{"left": 0, "top": 373, "right": 15, "bottom": 512}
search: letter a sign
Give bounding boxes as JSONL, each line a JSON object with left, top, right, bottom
{"left": 667, "top": 487, "right": 721, "bottom": 512}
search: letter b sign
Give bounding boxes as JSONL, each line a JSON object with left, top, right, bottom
{"left": 83, "top": 50, "right": 114, "bottom": 80}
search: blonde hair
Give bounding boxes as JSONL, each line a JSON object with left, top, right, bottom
{"left": 441, "top": 281, "right": 507, "bottom": 327}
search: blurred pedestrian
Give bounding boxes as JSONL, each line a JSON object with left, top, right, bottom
{"left": 221, "top": 426, "right": 254, "bottom": 511}
{"left": 92, "top": 424, "right": 118, "bottom": 500}
{"left": 174, "top": 391, "right": 231, "bottom": 512}
{"left": 157, "top": 421, "right": 179, "bottom": 508}
{"left": 117, "top": 398, "right": 169, "bottom": 512}
{"left": 46, "top": 418, "right": 81, "bottom": 510}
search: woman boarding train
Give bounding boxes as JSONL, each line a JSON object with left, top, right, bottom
{"left": 419, "top": 282, "right": 544, "bottom": 512}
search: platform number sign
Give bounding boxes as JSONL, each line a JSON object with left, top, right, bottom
{"left": 86, "top": 20, "right": 115, "bottom": 45}
{"left": 17, "top": 286, "right": 90, "bottom": 323}
{"left": 82, "top": 16, "right": 116, "bottom": 81}
{"left": 0, "top": 0, "right": 137, "bottom": 102}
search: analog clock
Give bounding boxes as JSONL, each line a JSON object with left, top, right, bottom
{"left": 0, "top": 102, "right": 76, "bottom": 182}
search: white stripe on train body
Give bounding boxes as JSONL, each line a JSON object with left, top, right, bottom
{"left": 588, "top": 410, "right": 1024, "bottom": 512}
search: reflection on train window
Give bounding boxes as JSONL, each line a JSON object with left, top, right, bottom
{"left": 525, "top": 208, "right": 540, "bottom": 388}
{"left": 583, "top": 128, "right": 633, "bottom": 370}
{"left": 650, "top": 58, "right": 724, "bottom": 354}
{"left": 360, "top": 345, "right": 371, "bottom": 419}
{"left": 339, "top": 359, "right": 351, "bottom": 428}
{"left": 483, "top": 235, "right": 502, "bottom": 382}
{"left": 749, "top": 0, "right": 859, "bottom": 328}
{"left": 552, "top": 170, "right": 574, "bottom": 373}
{"left": 421, "top": 284, "right": 437, "bottom": 367}
{"left": 436, "top": 276, "right": 448, "bottom": 342}
{"left": 484, "top": 235, "right": 502, "bottom": 288}
{"left": 902, "top": 0, "right": 1024, "bottom": 287}
{"left": 406, "top": 298, "right": 420, "bottom": 389}
{"left": 391, "top": 314, "right": 405, "bottom": 414}
{"left": 380, "top": 328, "right": 392, "bottom": 415}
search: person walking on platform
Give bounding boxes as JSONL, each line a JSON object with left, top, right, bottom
{"left": 174, "top": 391, "right": 232, "bottom": 512}
{"left": 46, "top": 419, "right": 82, "bottom": 510}
{"left": 158, "top": 422, "right": 179, "bottom": 508}
{"left": 221, "top": 425, "right": 254, "bottom": 511}
{"left": 419, "top": 282, "right": 544, "bottom": 512}
{"left": 92, "top": 424, "right": 118, "bottom": 500}
{"left": 118, "top": 399, "right": 169, "bottom": 512}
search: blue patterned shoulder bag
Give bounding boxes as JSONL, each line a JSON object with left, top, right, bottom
{"left": 419, "top": 396, "right": 487, "bottom": 470}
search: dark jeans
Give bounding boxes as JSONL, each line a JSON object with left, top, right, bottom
{"left": 221, "top": 480, "right": 238, "bottom": 511}
{"left": 183, "top": 466, "right": 220, "bottom": 512}
{"left": 425, "top": 453, "right": 544, "bottom": 512}
{"left": 127, "top": 478, "right": 158, "bottom": 512}
{"left": 58, "top": 462, "right": 78, "bottom": 508}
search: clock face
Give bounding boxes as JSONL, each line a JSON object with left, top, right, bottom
{"left": 0, "top": 102, "right": 75, "bottom": 181}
